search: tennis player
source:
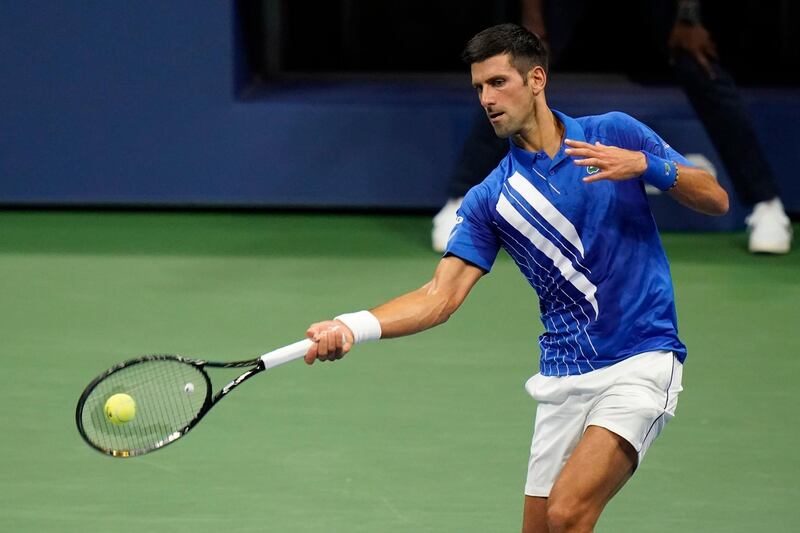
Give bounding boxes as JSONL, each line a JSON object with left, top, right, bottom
{"left": 304, "top": 24, "right": 728, "bottom": 532}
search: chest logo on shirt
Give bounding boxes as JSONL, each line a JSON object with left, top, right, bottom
{"left": 586, "top": 166, "right": 600, "bottom": 174}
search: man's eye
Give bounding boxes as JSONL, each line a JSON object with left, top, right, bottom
{"left": 492, "top": 79, "right": 505, "bottom": 87}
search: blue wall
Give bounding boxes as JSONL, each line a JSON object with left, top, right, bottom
{"left": 0, "top": 1, "right": 474, "bottom": 208}
{"left": 1, "top": 1, "right": 798, "bottom": 229}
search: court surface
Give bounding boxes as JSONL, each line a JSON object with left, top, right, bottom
{"left": 1, "top": 210, "right": 798, "bottom": 532}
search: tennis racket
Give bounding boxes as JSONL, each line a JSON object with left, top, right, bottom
{"left": 75, "top": 339, "right": 313, "bottom": 458}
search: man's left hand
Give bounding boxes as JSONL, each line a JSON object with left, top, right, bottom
{"left": 564, "top": 139, "right": 647, "bottom": 183}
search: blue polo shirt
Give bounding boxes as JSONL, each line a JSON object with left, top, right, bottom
{"left": 445, "top": 110, "right": 688, "bottom": 376}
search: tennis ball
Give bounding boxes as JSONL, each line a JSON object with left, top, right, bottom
{"left": 184, "top": 382, "right": 194, "bottom": 394}
{"left": 104, "top": 393, "right": 136, "bottom": 425}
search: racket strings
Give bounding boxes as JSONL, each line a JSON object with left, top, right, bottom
{"left": 80, "top": 359, "right": 208, "bottom": 455}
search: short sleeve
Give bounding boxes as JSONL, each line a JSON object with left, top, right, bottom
{"left": 601, "top": 112, "right": 693, "bottom": 167}
{"left": 444, "top": 184, "right": 501, "bottom": 272}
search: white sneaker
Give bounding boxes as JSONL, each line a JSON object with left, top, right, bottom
{"left": 746, "top": 197, "right": 792, "bottom": 254}
{"left": 431, "top": 197, "right": 463, "bottom": 253}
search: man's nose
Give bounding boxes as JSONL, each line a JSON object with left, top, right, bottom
{"left": 480, "top": 87, "right": 495, "bottom": 108}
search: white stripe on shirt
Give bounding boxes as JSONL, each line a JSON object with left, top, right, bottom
{"left": 497, "top": 193, "right": 599, "bottom": 319}
{"left": 508, "top": 172, "right": 585, "bottom": 257}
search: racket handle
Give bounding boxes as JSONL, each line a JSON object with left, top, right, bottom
{"left": 259, "top": 339, "right": 314, "bottom": 370}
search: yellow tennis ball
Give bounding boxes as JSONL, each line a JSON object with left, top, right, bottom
{"left": 104, "top": 393, "right": 136, "bottom": 425}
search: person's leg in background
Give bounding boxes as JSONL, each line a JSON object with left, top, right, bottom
{"left": 647, "top": 0, "right": 792, "bottom": 253}
{"left": 670, "top": 51, "right": 791, "bottom": 253}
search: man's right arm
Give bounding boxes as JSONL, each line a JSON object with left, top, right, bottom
{"left": 304, "top": 256, "right": 485, "bottom": 364}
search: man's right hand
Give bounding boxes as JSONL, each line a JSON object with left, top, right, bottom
{"left": 304, "top": 320, "right": 354, "bottom": 364}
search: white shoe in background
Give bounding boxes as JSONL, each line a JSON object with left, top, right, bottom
{"left": 746, "top": 197, "right": 792, "bottom": 254}
{"left": 431, "top": 197, "right": 463, "bottom": 253}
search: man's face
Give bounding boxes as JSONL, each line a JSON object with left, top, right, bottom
{"left": 470, "top": 53, "right": 536, "bottom": 139}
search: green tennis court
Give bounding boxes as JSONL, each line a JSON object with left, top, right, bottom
{"left": 1, "top": 210, "right": 798, "bottom": 532}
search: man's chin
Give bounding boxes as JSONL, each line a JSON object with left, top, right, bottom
{"left": 490, "top": 124, "right": 512, "bottom": 139}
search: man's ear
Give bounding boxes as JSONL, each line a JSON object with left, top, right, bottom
{"left": 528, "top": 66, "right": 547, "bottom": 95}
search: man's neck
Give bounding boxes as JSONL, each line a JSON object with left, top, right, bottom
{"left": 512, "top": 107, "right": 563, "bottom": 159}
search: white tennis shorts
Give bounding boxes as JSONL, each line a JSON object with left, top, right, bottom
{"left": 524, "top": 350, "right": 683, "bottom": 497}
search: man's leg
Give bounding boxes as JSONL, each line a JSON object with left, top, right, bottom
{"left": 670, "top": 52, "right": 781, "bottom": 207}
{"left": 522, "top": 425, "right": 637, "bottom": 533}
{"left": 521, "top": 495, "right": 549, "bottom": 533}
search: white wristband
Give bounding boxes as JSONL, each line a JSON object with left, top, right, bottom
{"left": 334, "top": 310, "right": 382, "bottom": 344}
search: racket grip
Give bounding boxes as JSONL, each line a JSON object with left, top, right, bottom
{"left": 259, "top": 339, "right": 314, "bottom": 370}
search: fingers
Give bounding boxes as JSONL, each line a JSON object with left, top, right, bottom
{"left": 304, "top": 324, "right": 321, "bottom": 364}
{"left": 582, "top": 171, "right": 612, "bottom": 183}
{"left": 566, "top": 141, "right": 647, "bottom": 184}
{"left": 571, "top": 157, "right": 602, "bottom": 168}
{"left": 304, "top": 321, "right": 351, "bottom": 365}
{"left": 564, "top": 138, "right": 595, "bottom": 150}
{"left": 564, "top": 147, "right": 596, "bottom": 158}
{"left": 565, "top": 142, "right": 606, "bottom": 179}
{"left": 564, "top": 140, "right": 607, "bottom": 160}
{"left": 565, "top": 139, "right": 607, "bottom": 148}
{"left": 565, "top": 141, "right": 605, "bottom": 173}
{"left": 304, "top": 342, "right": 319, "bottom": 365}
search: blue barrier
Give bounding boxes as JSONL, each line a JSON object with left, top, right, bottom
{"left": 1, "top": 1, "right": 797, "bottom": 231}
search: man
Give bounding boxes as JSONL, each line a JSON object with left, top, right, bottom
{"left": 304, "top": 24, "right": 728, "bottom": 532}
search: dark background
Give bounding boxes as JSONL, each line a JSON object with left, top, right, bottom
{"left": 239, "top": 0, "right": 800, "bottom": 85}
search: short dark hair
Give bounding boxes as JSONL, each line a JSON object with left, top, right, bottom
{"left": 461, "top": 23, "right": 548, "bottom": 77}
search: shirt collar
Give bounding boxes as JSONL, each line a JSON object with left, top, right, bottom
{"left": 509, "top": 109, "right": 585, "bottom": 170}
{"left": 553, "top": 109, "right": 586, "bottom": 144}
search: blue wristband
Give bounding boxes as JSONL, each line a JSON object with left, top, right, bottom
{"left": 640, "top": 151, "right": 678, "bottom": 191}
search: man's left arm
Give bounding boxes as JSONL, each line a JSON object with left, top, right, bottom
{"left": 663, "top": 162, "right": 729, "bottom": 215}
{"left": 565, "top": 139, "right": 729, "bottom": 216}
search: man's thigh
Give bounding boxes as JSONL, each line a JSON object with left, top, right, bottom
{"left": 548, "top": 425, "right": 637, "bottom": 514}
{"left": 521, "top": 427, "right": 637, "bottom": 533}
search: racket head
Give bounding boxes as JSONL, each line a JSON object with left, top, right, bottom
{"left": 75, "top": 355, "right": 212, "bottom": 457}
